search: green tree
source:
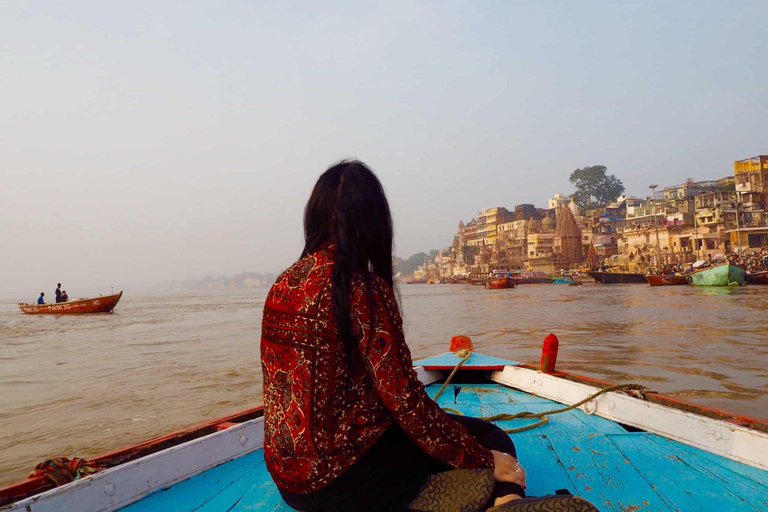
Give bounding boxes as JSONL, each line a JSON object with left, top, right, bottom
{"left": 569, "top": 165, "right": 625, "bottom": 210}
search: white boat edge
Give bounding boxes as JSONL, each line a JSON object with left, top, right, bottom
{"left": 5, "top": 364, "right": 767, "bottom": 512}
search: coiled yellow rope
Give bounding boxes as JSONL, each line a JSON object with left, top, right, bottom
{"left": 435, "top": 351, "right": 648, "bottom": 434}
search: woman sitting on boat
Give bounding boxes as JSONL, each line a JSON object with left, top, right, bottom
{"left": 261, "top": 161, "right": 595, "bottom": 512}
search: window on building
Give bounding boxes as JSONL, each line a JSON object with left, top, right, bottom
{"left": 748, "top": 234, "right": 767, "bottom": 248}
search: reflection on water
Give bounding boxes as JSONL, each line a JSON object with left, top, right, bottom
{"left": 1, "top": 283, "right": 767, "bottom": 486}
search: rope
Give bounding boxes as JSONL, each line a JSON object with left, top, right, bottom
{"left": 29, "top": 457, "right": 101, "bottom": 486}
{"left": 432, "top": 348, "right": 472, "bottom": 401}
{"left": 435, "top": 351, "right": 648, "bottom": 434}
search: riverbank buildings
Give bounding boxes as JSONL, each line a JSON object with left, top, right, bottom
{"left": 416, "top": 153, "right": 767, "bottom": 280}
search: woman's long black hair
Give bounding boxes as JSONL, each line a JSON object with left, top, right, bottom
{"left": 302, "top": 160, "right": 395, "bottom": 348}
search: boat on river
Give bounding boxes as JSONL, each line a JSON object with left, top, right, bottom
{"left": 746, "top": 271, "right": 768, "bottom": 285}
{"left": 686, "top": 263, "right": 746, "bottom": 286}
{"left": 2, "top": 337, "right": 767, "bottom": 512}
{"left": 17, "top": 292, "right": 123, "bottom": 314}
{"left": 552, "top": 277, "right": 575, "bottom": 284}
{"left": 486, "top": 276, "right": 516, "bottom": 289}
{"left": 645, "top": 274, "right": 688, "bottom": 286}
{"left": 588, "top": 271, "right": 647, "bottom": 284}
{"left": 510, "top": 270, "right": 553, "bottom": 284}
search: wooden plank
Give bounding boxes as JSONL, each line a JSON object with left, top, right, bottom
{"left": 548, "top": 434, "right": 674, "bottom": 511}
{"left": 609, "top": 433, "right": 767, "bottom": 512}
{"left": 7, "top": 419, "right": 265, "bottom": 512}
{"left": 470, "top": 384, "right": 555, "bottom": 405}
{"left": 415, "top": 352, "right": 522, "bottom": 370}
{"left": 479, "top": 402, "right": 627, "bottom": 438}
{"left": 490, "top": 365, "right": 768, "bottom": 471}
{"left": 510, "top": 434, "right": 578, "bottom": 497}
{"left": 119, "top": 452, "right": 265, "bottom": 512}
{"left": 414, "top": 366, "right": 442, "bottom": 386}
{"left": 195, "top": 458, "right": 283, "bottom": 512}
{"left": 647, "top": 435, "right": 768, "bottom": 503}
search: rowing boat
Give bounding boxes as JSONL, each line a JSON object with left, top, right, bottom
{"left": 486, "top": 277, "right": 516, "bottom": 289}
{"left": 17, "top": 292, "right": 123, "bottom": 314}
{"left": 645, "top": 274, "right": 688, "bottom": 286}
{"left": 2, "top": 337, "right": 767, "bottom": 512}
{"left": 746, "top": 270, "right": 768, "bottom": 285}
{"left": 686, "top": 263, "right": 746, "bottom": 286}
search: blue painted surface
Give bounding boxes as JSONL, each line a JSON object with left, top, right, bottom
{"left": 120, "top": 384, "right": 768, "bottom": 512}
{"left": 414, "top": 352, "right": 522, "bottom": 368}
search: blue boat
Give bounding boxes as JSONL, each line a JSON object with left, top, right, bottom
{"left": 3, "top": 344, "right": 768, "bottom": 512}
{"left": 552, "top": 277, "right": 576, "bottom": 284}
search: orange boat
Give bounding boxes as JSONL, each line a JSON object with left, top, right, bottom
{"left": 645, "top": 275, "right": 688, "bottom": 286}
{"left": 18, "top": 292, "right": 123, "bottom": 314}
{"left": 486, "top": 277, "right": 516, "bottom": 289}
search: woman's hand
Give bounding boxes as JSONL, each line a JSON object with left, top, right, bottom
{"left": 491, "top": 450, "right": 526, "bottom": 489}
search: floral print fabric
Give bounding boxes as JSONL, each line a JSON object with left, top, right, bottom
{"left": 261, "top": 247, "right": 493, "bottom": 494}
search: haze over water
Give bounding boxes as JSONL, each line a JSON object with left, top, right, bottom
{"left": 1, "top": 283, "right": 767, "bottom": 486}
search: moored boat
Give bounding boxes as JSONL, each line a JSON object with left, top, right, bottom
{"left": 686, "top": 263, "right": 746, "bottom": 286}
{"left": 552, "top": 277, "right": 575, "bottom": 284}
{"left": 3, "top": 337, "right": 767, "bottom": 512}
{"left": 746, "top": 270, "right": 768, "bottom": 285}
{"left": 17, "top": 292, "right": 123, "bottom": 314}
{"left": 645, "top": 274, "right": 688, "bottom": 286}
{"left": 510, "top": 270, "right": 554, "bottom": 284}
{"left": 588, "top": 271, "right": 647, "bottom": 284}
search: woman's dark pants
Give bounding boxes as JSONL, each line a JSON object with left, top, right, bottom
{"left": 280, "top": 414, "right": 525, "bottom": 512}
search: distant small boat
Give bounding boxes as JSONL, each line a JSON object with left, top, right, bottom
{"left": 645, "top": 274, "right": 688, "bottom": 286}
{"left": 686, "top": 264, "right": 746, "bottom": 286}
{"left": 746, "top": 271, "right": 768, "bottom": 285}
{"left": 553, "top": 277, "right": 575, "bottom": 284}
{"left": 510, "top": 270, "right": 554, "bottom": 284}
{"left": 18, "top": 292, "right": 123, "bottom": 314}
{"left": 486, "top": 277, "right": 516, "bottom": 289}
{"left": 588, "top": 271, "right": 647, "bottom": 284}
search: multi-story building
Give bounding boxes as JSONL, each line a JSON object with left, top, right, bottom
{"left": 730, "top": 156, "right": 768, "bottom": 252}
{"left": 496, "top": 218, "right": 528, "bottom": 267}
{"left": 662, "top": 179, "right": 721, "bottom": 201}
{"left": 584, "top": 199, "right": 628, "bottom": 258}
{"left": 463, "top": 207, "right": 513, "bottom": 247}
{"left": 734, "top": 155, "right": 768, "bottom": 205}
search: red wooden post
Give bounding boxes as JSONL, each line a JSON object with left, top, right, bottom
{"left": 539, "top": 333, "right": 559, "bottom": 373}
{"left": 449, "top": 335, "right": 474, "bottom": 353}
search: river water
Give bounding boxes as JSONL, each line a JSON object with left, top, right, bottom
{"left": 1, "top": 283, "right": 767, "bottom": 486}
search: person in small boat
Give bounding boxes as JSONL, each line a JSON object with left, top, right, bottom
{"left": 37, "top": 292, "right": 45, "bottom": 304}
{"left": 61, "top": 291, "right": 69, "bottom": 302}
{"left": 55, "top": 283, "right": 62, "bottom": 303}
{"left": 261, "top": 161, "right": 596, "bottom": 512}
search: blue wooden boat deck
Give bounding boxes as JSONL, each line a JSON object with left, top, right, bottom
{"left": 120, "top": 363, "right": 768, "bottom": 511}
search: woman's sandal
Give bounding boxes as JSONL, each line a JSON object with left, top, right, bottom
{"left": 487, "top": 494, "right": 601, "bottom": 511}
{"left": 406, "top": 468, "right": 495, "bottom": 512}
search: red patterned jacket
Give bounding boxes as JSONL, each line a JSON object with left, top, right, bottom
{"left": 260, "top": 246, "right": 494, "bottom": 494}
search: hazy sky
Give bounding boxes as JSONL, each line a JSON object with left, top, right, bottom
{"left": 1, "top": 1, "right": 765, "bottom": 297}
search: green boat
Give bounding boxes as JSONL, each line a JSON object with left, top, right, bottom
{"left": 686, "top": 263, "right": 746, "bottom": 286}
